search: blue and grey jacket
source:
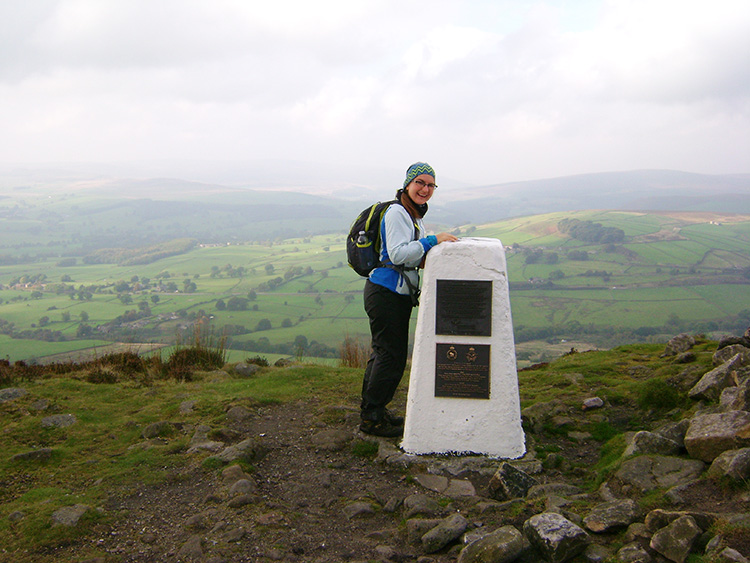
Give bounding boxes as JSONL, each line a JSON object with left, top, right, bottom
{"left": 368, "top": 203, "right": 438, "bottom": 295}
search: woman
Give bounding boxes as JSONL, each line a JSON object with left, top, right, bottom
{"left": 360, "top": 162, "right": 458, "bottom": 437}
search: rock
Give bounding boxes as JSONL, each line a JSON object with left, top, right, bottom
{"left": 721, "top": 378, "right": 750, "bottom": 411}
{"left": 421, "top": 513, "right": 468, "bottom": 553}
{"left": 487, "top": 462, "right": 539, "bottom": 501}
{"left": 444, "top": 479, "right": 476, "bottom": 498}
{"left": 407, "top": 519, "right": 443, "bottom": 544}
{"left": 617, "top": 542, "right": 653, "bottom": 562}
{"left": 210, "top": 438, "right": 264, "bottom": 464}
{"left": 310, "top": 428, "right": 351, "bottom": 451}
{"left": 141, "top": 421, "right": 175, "bottom": 439}
{"left": 614, "top": 455, "right": 705, "bottom": 493}
{"left": 187, "top": 424, "right": 224, "bottom": 453}
{"left": 343, "top": 501, "right": 375, "bottom": 519}
{"left": 523, "top": 512, "right": 590, "bottom": 563}
{"left": 403, "top": 494, "right": 441, "bottom": 518}
{"left": 583, "top": 499, "right": 641, "bottom": 533}
{"left": 713, "top": 344, "right": 750, "bottom": 366}
{"left": 653, "top": 419, "right": 690, "bottom": 449}
{"left": 674, "top": 351, "right": 696, "bottom": 364}
{"left": 41, "top": 414, "right": 77, "bottom": 428}
{"left": 689, "top": 354, "right": 747, "bottom": 402}
{"left": 706, "top": 447, "right": 750, "bottom": 482}
{"left": 716, "top": 547, "right": 750, "bottom": 562}
{"left": 415, "top": 474, "right": 449, "bottom": 493}
{"left": 684, "top": 411, "right": 750, "bottom": 462}
{"left": 226, "top": 405, "right": 253, "bottom": 422}
{"left": 221, "top": 464, "right": 252, "bottom": 485}
{"left": 176, "top": 534, "right": 204, "bottom": 561}
{"left": 623, "top": 431, "right": 682, "bottom": 457}
{"left": 11, "top": 447, "right": 54, "bottom": 462}
{"left": 229, "top": 479, "right": 257, "bottom": 496}
{"left": 0, "top": 388, "right": 27, "bottom": 403}
{"left": 234, "top": 362, "right": 260, "bottom": 377}
{"left": 582, "top": 397, "right": 604, "bottom": 410}
{"left": 649, "top": 515, "right": 701, "bottom": 563}
{"left": 180, "top": 400, "right": 197, "bottom": 413}
{"left": 644, "top": 509, "right": 717, "bottom": 534}
{"left": 274, "top": 358, "right": 293, "bottom": 367}
{"left": 663, "top": 334, "right": 696, "bottom": 356}
{"left": 582, "top": 543, "right": 613, "bottom": 563}
{"left": 456, "top": 525, "right": 524, "bottom": 563}
{"left": 624, "top": 522, "right": 652, "bottom": 546}
{"left": 227, "top": 494, "right": 256, "bottom": 508}
{"left": 51, "top": 504, "right": 90, "bottom": 527}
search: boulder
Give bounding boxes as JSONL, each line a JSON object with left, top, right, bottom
{"left": 689, "top": 354, "right": 747, "bottom": 402}
{"left": 523, "top": 512, "right": 590, "bottom": 563}
{"left": 713, "top": 344, "right": 750, "bottom": 366}
{"left": 706, "top": 448, "right": 750, "bottom": 482}
{"left": 653, "top": 419, "right": 690, "bottom": 449}
{"left": 616, "top": 542, "right": 653, "bottom": 562}
{"left": 41, "top": 414, "right": 77, "bottom": 429}
{"left": 487, "top": 462, "right": 539, "bottom": 501}
{"left": 720, "top": 378, "right": 750, "bottom": 411}
{"left": 623, "top": 431, "right": 682, "bottom": 457}
{"left": 0, "top": 388, "right": 27, "bottom": 403}
{"left": 684, "top": 411, "right": 750, "bottom": 462}
{"left": 234, "top": 362, "right": 260, "bottom": 377}
{"left": 421, "top": 513, "right": 468, "bottom": 553}
{"left": 663, "top": 334, "right": 696, "bottom": 357}
{"left": 210, "top": 438, "right": 265, "bottom": 464}
{"left": 649, "top": 515, "right": 701, "bottom": 563}
{"left": 614, "top": 455, "right": 705, "bottom": 493}
{"left": 583, "top": 499, "right": 640, "bottom": 533}
{"left": 141, "top": 421, "right": 175, "bottom": 439}
{"left": 403, "top": 494, "right": 441, "bottom": 518}
{"left": 457, "top": 525, "right": 524, "bottom": 563}
{"left": 51, "top": 504, "right": 91, "bottom": 527}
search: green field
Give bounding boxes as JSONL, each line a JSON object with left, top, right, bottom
{"left": 2, "top": 206, "right": 750, "bottom": 363}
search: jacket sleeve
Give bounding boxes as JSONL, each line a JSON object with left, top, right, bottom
{"left": 382, "top": 206, "right": 437, "bottom": 267}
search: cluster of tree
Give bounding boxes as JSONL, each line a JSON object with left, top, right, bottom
{"left": 228, "top": 335, "right": 338, "bottom": 358}
{"left": 210, "top": 264, "right": 248, "bottom": 278}
{"left": 83, "top": 238, "right": 197, "bottom": 266}
{"left": 567, "top": 250, "right": 589, "bottom": 261}
{"left": 523, "top": 248, "right": 559, "bottom": 265}
{"left": 558, "top": 219, "right": 625, "bottom": 244}
{"left": 514, "top": 311, "right": 750, "bottom": 349}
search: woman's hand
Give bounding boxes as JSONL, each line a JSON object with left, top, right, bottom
{"left": 436, "top": 232, "right": 459, "bottom": 244}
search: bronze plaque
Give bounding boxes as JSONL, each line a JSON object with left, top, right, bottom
{"left": 435, "top": 343, "right": 490, "bottom": 399}
{"left": 435, "top": 280, "right": 492, "bottom": 336}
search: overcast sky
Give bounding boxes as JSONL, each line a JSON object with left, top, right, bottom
{"left": 1, "top": 0, "right": 748, "bottom": 186}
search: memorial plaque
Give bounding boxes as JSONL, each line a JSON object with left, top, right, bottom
{"left": 436, "top": 280, "right": 492, "bottom": 336}
{"left": 435, "top": 343, "right": 490, "bottom": 399}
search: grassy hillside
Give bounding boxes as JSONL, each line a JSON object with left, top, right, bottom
{"left": 1, "top": 208, "right": 749, "bottom": 364}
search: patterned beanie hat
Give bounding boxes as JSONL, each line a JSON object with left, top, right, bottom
{"left": 403, "top": 162, "right": 436, "bottom": 188}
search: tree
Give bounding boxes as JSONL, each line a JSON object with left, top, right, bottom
{"left": 151, "top": 295, "right": 160, "bottom": 304}
{"left": 38, "top": 316, "right": 50, "bottom": 327}
{"left": 265, "top": 264, "right": 275, "bottom": 274}
{"left": 216, "top": 299, "right": 226, "bottom": 311}
{"left": 80, "top": 311, "right": 89, "bottom": 321}
{"left": 255, "top": 318, "right": 272, "bottom": 331}
{"left": 61, "top": 311, "right": 71, "bottom": 322}
{"left": 226, "top": 296, "right": 249, "bottom": 311}
{"left": 247, "top": 290, "right": 257, "bottom": 301}
{"left": 281, "top": 318, "right": 292, "bottom": 328}
{"left": 76, "top": 323, "right": 93, "bottom": 337}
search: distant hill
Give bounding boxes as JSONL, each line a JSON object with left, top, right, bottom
{"left": 1, "top": 164, "right": 748, "bottom": 234}
{"left": 435, "top": 170, "right": 750, "bottom": 225}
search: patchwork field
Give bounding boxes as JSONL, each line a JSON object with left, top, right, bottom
{"left": 1, "top": 208, "right": 749, "bottom": 363}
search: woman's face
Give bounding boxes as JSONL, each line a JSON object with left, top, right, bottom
{"left": 405, "top": 174, "right": 436, "bottom": 205}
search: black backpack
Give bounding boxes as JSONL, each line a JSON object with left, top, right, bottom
{"left": 346, "top": 200, "right": 396, "bottom": 278}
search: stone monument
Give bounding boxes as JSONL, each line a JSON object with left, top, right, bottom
{"left": 401, "top": 237, "right": 525, "bottom": 458}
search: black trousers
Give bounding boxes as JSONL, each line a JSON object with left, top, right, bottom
{"left": 360, "top": 280, "right": 414, "bottom": 421}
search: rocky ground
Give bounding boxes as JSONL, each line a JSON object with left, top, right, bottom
{"left": 27, "top": 385, "right": 749, "bottom": 563}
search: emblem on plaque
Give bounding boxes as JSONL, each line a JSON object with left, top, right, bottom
{"left": 466, "top": 347, "right": 477, "bottom": 363}
{"left": 446, "top": 346, "right": 457, "bottom": 360}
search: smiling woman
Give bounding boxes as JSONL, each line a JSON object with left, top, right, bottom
{"left": 358, "top": 162, "right": 458, "bottom": 437}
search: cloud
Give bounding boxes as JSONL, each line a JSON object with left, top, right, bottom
{"left": 0, "top": 0, "right": 747, "bottom": 184}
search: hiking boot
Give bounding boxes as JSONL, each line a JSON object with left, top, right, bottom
{"left": 359, "top": 419, "right": 403, "bottom": 438}
{"left": 383, "top": 409, "right": 404, "bottom": 427}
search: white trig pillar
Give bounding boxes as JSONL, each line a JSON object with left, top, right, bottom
{"left": 401, "top": 237, "right": 525, "bottom": 458}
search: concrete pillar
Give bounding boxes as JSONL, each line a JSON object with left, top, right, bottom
{"left": 401, "top": 237, "right": 525, "bottom": 458}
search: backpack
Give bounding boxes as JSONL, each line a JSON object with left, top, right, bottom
{"left": 346, "top": 200, "right": 396, "bottom": 277}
